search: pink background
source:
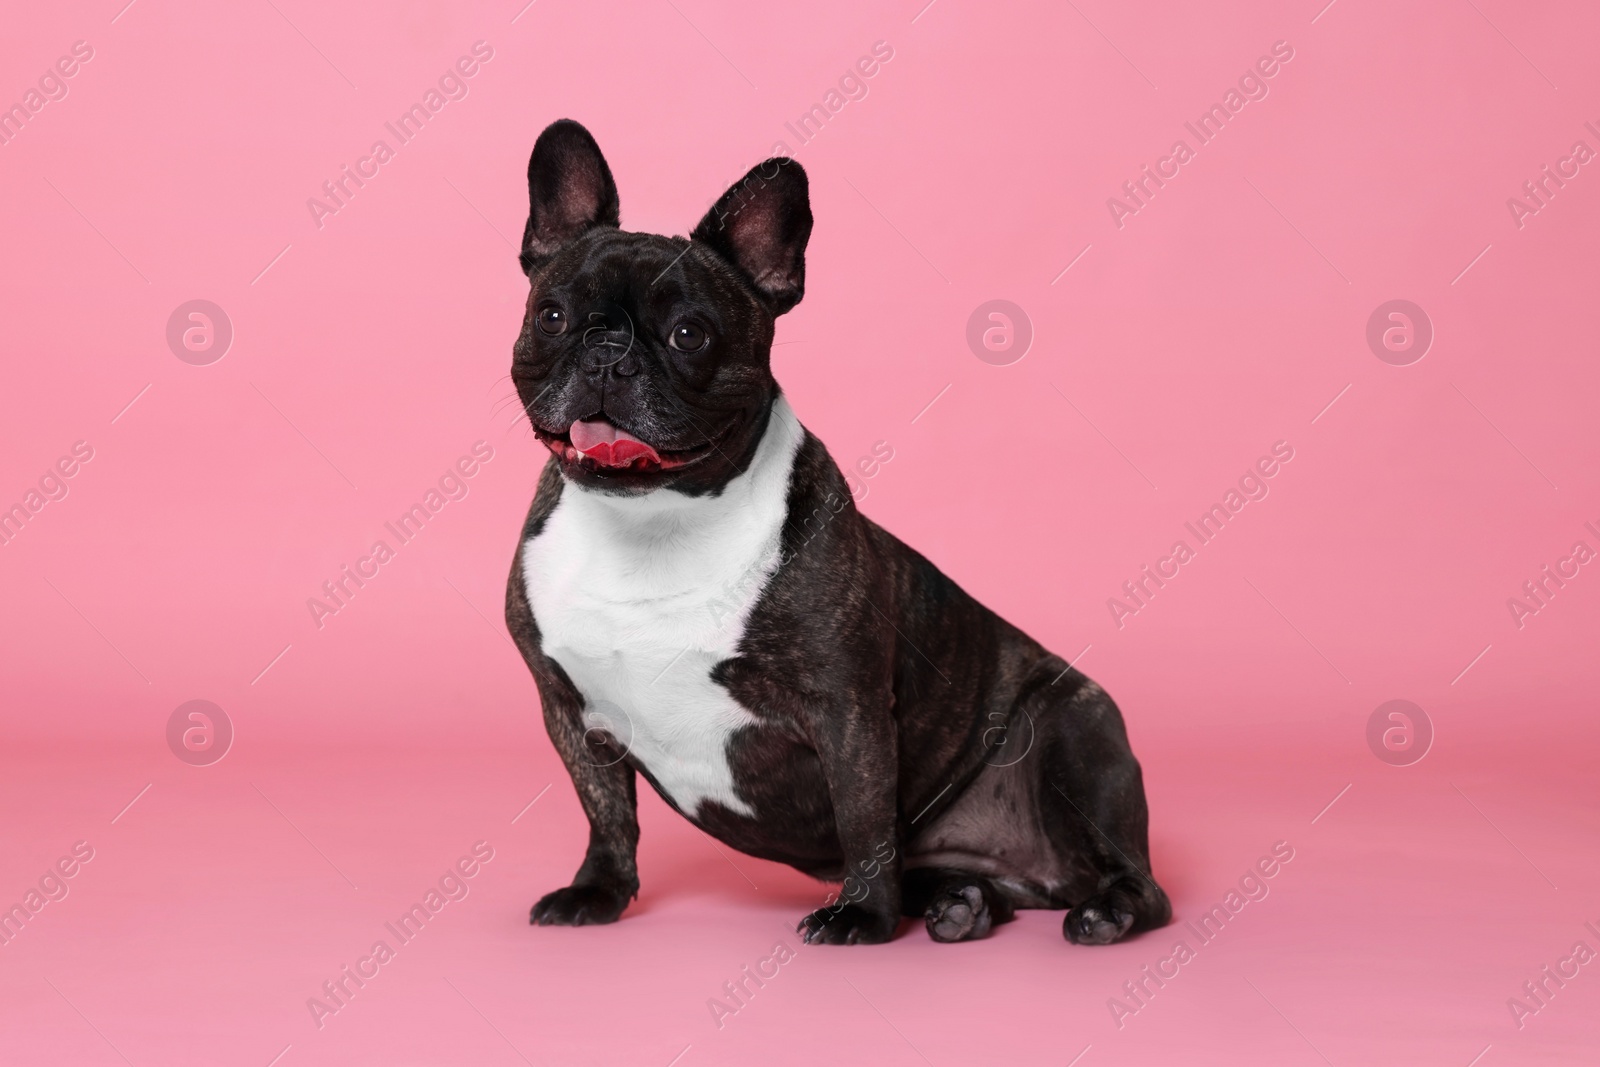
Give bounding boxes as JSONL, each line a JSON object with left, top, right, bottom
{"left": 3, "top": 0, "right": 1598, "bottom": 1063}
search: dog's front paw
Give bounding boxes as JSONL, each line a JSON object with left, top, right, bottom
{"left": 1063, "top": 900, "right": 1135, "bottom": 945}
{"left": 797, "top": 904, "right": 897, "bottom": 945}
{"left": 531, "top": 883, "right": 631, "bottom": 926}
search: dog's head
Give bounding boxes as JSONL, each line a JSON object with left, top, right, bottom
{"left": 510, "top": 119, "right": 812, "bottom": 496}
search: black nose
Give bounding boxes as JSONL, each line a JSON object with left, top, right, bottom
{"left": 579, "top": 308, "right": 639, "bottom": 377}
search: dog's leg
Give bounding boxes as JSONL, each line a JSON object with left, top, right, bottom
{"left": 527, "top": 673, "right": 642, "bottom": 926}
{"left": 902, "top": 867, "right": 1015, "bottom": 943}
{"left": 792, "top": 698, "right": 903, "bottom": 945}
{"left": 1033, "top": 669, "right": 1171, "bottom": 945}
{"left": 508, "top": 551, "right": 640, "bottom": 927}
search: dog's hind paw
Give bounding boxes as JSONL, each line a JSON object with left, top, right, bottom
{"left": 924, "top": 883, "right": 994, "bottom": 943}
{"left": 1063, "top": 901, "right": 1134, "bottom": 945}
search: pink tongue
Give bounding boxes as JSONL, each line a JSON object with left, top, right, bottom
{"left": 569, "top": 419, "right": 661, "bottom": 467}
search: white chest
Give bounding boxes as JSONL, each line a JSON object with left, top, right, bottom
{"left": 520, "top": 399, "right": 804, "bottom": 819}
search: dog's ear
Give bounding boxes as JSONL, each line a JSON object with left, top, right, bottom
{"left": 691, "top": 158, "right": 812, "bottom": 315}
{"left": 520, "top": 119, "right": 621, "bottom": 275}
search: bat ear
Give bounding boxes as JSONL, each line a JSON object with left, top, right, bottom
{"left": 691, "top": 157, "right": 812, "bottom": 315}
{"left": 520, "top": 119, "right": 620, "bottom": 275}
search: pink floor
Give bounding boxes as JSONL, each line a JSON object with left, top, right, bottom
{"left": 5, "top": 0, "right": 1600, "bottom": 1063}
{"left": 4, "top": 728, "right": 1598, "bottom": 1065}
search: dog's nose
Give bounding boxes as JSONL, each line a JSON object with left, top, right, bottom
{"left": 580, "top": 340, "right": 638, "bottom": 377}
{"left": 580, "top": 308, "right": 639, "bottom": 377}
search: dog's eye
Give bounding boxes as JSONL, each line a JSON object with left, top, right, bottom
{"left": 536, "top": 305, "right": 568, "bottom": 336}
{"left": 669, "top": 322, "right": 708, "bottom": 353}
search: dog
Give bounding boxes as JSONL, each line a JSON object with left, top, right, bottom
{"left": 505, "top": 119, "right": 1170, "bottom": 945}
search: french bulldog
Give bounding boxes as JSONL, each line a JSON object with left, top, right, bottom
{"left": 505, "top": 119, "right": 1170, "bottom": 945}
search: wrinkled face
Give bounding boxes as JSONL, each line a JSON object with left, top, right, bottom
{"left": 510, "top": 120, "right": 813, "bottom": 496}
{"left": 513, "top": 231, "right": 775, "bottom": 495}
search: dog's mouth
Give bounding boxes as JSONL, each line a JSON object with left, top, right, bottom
{"left": 535, "top": 418, "right": 708, "bottom": 473}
